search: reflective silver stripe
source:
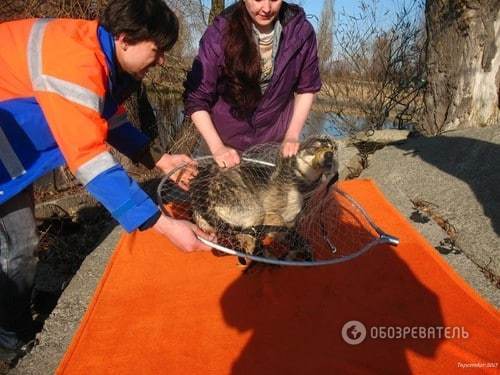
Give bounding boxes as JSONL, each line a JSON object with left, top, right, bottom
{"left": 28, "top": 19, "right": 104, "bottom": 113}
{"left": 0, "top": 127, "right": 26, "bottom": 179}
{"left": 75, "top": 152, "right": 118, "bottom": 186}
{"left": 27, "top": 19, "right": 49, "bottom": 85}
{"left": 108, "top": 112, "right": 129, "bottom": 130}
{"left": 38, "top": 76, "right": 104, "bottom": 112}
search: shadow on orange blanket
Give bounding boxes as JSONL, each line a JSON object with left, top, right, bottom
{"left": 57, "top": 179, "right": 499, "bottom": 375}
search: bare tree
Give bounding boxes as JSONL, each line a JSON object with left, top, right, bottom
{"left": 0, "top": 0, "right": 105, "bottom": 20}
{"left": 209, "top": 0, "right": 225, "bottom": 25}
{"left": 317, "top": 0, "right": 335, "bottom": 76}
{"left": 316, "top": 0, "right": 426, "bottom": 134}
{"left": 423, "top": 0, "right": 500, "bottom": 135}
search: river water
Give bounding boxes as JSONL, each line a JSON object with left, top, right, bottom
{"left": 302, "top": 111, "right": 413, "bottom": 140}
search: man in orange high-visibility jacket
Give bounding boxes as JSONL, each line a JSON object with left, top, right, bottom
{"left": 0, "top": 0, "right": 212, "bottom": 364}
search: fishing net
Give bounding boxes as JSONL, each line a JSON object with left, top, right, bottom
{"left": 157, "top": 137, "right": 398, "bottom": 266}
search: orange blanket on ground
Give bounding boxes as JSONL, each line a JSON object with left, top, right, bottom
{"left": 57, "top": 179, "right": 499, "bottom": 374}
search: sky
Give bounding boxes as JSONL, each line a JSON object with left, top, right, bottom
{"left": 302, "top": 0, "right": 422, "bottom": 30}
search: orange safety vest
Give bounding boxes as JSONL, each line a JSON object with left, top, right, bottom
{"left": 0, "top": 18, "right": 159, "bottom": 231}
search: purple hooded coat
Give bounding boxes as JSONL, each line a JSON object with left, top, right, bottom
{"left": 183, "top": 2, "right": 322, "bottom": 152}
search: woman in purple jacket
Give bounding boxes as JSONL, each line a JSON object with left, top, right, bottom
{"left": 183, "top": 0, "right": 322, "bottom": 168}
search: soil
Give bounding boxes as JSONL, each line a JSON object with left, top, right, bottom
{"left": 32, "top": 185, "right": 113, "bottom": 335}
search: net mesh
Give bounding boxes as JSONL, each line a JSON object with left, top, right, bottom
{"left": 158, "top": 136, "right": 396, "bottom": 265}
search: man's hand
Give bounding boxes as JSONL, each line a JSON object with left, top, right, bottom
{"left": 153, "top": 215, "right": 214, "bottom": 252}
{"left": 213, "top": 145, "right": 240, "bottom": 168}
{"left": 156, "top": 154, "right": 197, "bottom": 190}
{"left": 281, "top": 138, "right": 300, "bottom": 158}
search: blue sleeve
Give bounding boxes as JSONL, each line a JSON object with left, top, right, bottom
{"left": 85, "top": 165, "right": 159, "bottom": 232}
{"left": 107, "top": 122, "right": 150, "bottom": 159}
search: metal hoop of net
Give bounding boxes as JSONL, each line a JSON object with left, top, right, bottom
{"left": 157, "top": 139, "right": 399, "bottom": 266}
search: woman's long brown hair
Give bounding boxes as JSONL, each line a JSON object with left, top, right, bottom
{"left": 222, "top": 1, "right": 262, "bottom": 120}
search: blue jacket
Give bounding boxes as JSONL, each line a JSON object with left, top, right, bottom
{"left": 0, "top": 19, "right": 159, "bottom": 232}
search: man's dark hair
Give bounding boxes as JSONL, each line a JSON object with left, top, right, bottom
{"left": 100, "top": 0, "right": 179, "bottom": 52}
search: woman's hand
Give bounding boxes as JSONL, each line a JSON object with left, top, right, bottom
{"left": 281, "top": 138, "right": 301, "bottom": 158}
{"left": 213, "top": 145, "right": 240, "bottom": 168}
{"left": 156, "top": 154, "right": 197, "bottom": 190}
{"left": 190, "top": 111, "right": 240, "bottom": 168}
{"left": 153, "top": 215, "right": 215, "bottom": 252}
